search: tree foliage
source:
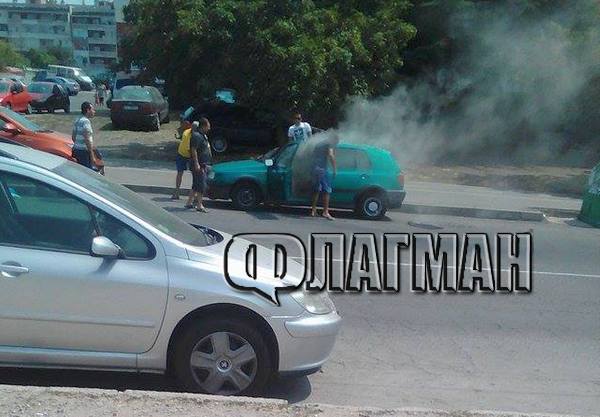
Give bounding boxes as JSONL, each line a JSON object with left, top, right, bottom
{"left": 0, "top": 41, "right": 28, "bottom": 69}
{"left": 120, "top": 0, "right": 416, "bottom": 124}
{"left": 25, "top": 47, "right": 75, "bottom": 68}
{"left": 24, "top": 48, "right": 57, "bottom": 68}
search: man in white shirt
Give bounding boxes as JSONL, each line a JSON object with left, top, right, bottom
{"left": 288, "top": 112, "right": 312, "bottom": 142}
{"left": 72, "top": 101, "right": 101, "bottom": 171}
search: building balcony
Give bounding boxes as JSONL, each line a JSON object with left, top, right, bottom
{"left": 88, "top": 49, "right": 117, "bottom": 58}
{"left": 87, "top": 37, "right": 117, "bottom": 45}
{"left": 71, "top": 22, "right": 115, "bottom": 30}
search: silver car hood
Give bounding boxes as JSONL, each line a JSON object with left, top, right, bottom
{"left": 184, "top": 231, "right": 304, "bottom": 294}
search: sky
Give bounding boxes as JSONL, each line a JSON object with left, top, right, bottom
{"left": 0, "top": 0, "right": 105, "bottom": 5}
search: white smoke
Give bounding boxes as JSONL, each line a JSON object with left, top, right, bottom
{"left": 338, "top": 4, "right": 600, "bottom": 166}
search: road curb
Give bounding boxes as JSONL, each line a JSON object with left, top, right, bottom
{"left": 122, "top": 183, "right": 546, "bottom": 222}
{"left": 398, "top": 203, "right": 546, "bottom": 222}
{"left": 0, "top": 385, "right": 591, "bottom": 417}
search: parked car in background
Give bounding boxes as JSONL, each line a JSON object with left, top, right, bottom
{"left": 0, "top": 106, "right": 73, "bottom": 159}
{"left": 44, "top": 76, "right": 80, "bottom": 96}
{"left": 0, "top": 79, "right": 32, "bottom": 114}
{"left": 48, "top": 65, "right": 94, "bottom": 91}
{"left": 0, "top": 142, "right": 341, "bottom": 396}
{"left": 208, "top": 142, "right": 406, "bottom": 219}
{"left": 28, "top": 82, "right": 70, "bottom": 114}
{"left": 110, "top": 85, "right": 169, "bottom": 131}
{"left": 181, "top": 90, "right": 283, "bottom": 153}
{"left": 108, "top": 72, "right": 166, "bottom": 108}
{"left": 35, "top": 66, "right": 94, "bottom": 91}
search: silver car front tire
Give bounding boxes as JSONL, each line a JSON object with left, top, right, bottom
{"left": 173, "top": 318, "right": 273, "bottom": 396}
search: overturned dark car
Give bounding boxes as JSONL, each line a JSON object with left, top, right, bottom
{"left": 180, "top": 89, "right": 284, "bottom": 153}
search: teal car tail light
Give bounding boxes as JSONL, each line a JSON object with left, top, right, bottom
{"left": 397, "top": 173, "right": 405, "bottom": 188}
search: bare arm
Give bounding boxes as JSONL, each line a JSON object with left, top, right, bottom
{"left": 190, "top": 147, "right": 200, "bottom": 171}
{"left": 83, "top": 130, "right": 97, "bottom": 165}
{"left": 328, "top": 148, "right": 336, "bottom": 176}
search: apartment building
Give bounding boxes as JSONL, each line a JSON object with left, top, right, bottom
{"left": 0, "top": 0, "right": 117, "bottom": 75}
{"left": 71, "top": 1, "right": 117, "bottom": 74}
{"left": 0, "top": 2, "right": 72, "bottom": 51}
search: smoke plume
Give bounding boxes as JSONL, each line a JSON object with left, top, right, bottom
{"left": 337, "top": 3, "right": 600, "bottom": 166}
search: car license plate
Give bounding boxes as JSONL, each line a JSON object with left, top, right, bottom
{"left": 124, "top": 105, "right": 138, "bottom": 110}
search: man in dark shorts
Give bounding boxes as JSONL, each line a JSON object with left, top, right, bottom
{"left": 185, "top": 118, "right": 212, "bottom": 212}
{"left": 72, "top": 101, "right": 104, "bottom": 174}
{"left": 311, "top": 133, "right": 339, "bottom": 220}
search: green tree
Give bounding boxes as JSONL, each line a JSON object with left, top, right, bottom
{"left": 0, "top": 41, "right": 29, "bottom": 69}
{"left": 24, "top": 48, "right": 58, "bottom": 68}
{"left": 24, "top": 47, "right": 75, "bottom": 68}
{"left": 46, "top": 46, "right": 75, "bottom": 65}
{"left": 120, "top": 0, "right": 416, "bottom": 125}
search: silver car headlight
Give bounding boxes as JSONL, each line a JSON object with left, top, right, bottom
{"left": 290, "top": 288, "right": 335, "bottom": 315}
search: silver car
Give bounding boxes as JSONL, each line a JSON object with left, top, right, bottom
{"left": 0, "top": 143, "right": 341, "bottom": 396}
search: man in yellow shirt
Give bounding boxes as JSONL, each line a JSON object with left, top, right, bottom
{"left": 171, "top": 126, "right": 193, "bottom": 200}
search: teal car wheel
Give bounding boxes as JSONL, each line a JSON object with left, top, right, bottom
{"left": 356, "top": 191, "right": 387, "bottom": 219}
{"left": 232, "top": 182, "right": 262, "bottom": 210}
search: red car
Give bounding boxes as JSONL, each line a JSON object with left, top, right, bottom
{"left": 0, "top": 106, "right": 73, "bottom": 159}
{"left": 0, "top": 79, "right": 32, "bottom": 113}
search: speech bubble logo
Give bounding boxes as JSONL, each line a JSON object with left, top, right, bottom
{"left": 223, "top": 233, "right": 307, "bottom": 305}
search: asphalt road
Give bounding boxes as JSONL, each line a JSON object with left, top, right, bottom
{"left": 1, "top": 194, "right": 598, "bottom": 415}
{"left": 69, "top": 91, "right": 96, "bottom": 113}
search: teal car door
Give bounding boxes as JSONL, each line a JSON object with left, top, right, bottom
{"left": 331, "top": 147, "right": 372, "bottom": 205}
{"left": 267, "top": 143, "right": 297, "bottom": 202}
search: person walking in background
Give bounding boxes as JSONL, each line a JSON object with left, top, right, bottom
{"left": 310, "top": 133, "right": 339, "bottom": 220}
{"left": 185, "top": 118, "right": 212, "bottom": 213}
{"left": 72, "top": 101, "right": 103, "bottom": 173}
{"left": 98, "top": 83, "right": 106, "bottom": 107}
{"left": 288, "top": 112, "right": 312, "bottom": 142}
{"left": 171, "top": 124, "right": 193, "bottom": 200}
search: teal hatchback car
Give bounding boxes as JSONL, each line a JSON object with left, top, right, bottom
{"left": 207, "top": 142, "right": 406, "bottom": 219}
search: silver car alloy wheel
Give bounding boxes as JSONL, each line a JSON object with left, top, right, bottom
{"left": 189, "top": 331, "right": 258, "bottom": 395}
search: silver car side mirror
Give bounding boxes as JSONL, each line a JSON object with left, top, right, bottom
{"left": 91, "top": 236, "right": 122, "bottom": 258}
{"left": 264, "top": 159, "right": 274, "bottom": 167}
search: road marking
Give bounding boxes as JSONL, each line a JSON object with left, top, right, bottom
{"left": 290, "top": 257, "right": 600, "bottom": 279}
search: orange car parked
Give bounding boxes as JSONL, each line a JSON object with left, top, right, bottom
{"left": 0, "top": 106, "right": 73, "bottom": 159}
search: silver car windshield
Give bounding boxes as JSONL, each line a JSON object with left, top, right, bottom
{"left": 53, "top": 162, "right": 209, "bottom": 247}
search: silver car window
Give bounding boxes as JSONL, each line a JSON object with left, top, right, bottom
{"left": 53, "top": 162, "right": 209, "bottom": 247}
{"left": 0, "top": 172, "right": 96, "bottom": 253}
{"left": 92, "top": 209, "right": 155, "bottom": 259}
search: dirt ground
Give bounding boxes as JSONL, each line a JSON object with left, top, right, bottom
{"left": 28, "top": 109, "right": 269, "bottom": 164}
{"left": 27, "top": 110, "right": 591, "bottom": 198}
{"left": 28, "top": 109, "right": 182, "bottom": 154}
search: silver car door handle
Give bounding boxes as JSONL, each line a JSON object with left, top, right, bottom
{"left": 0, "top": 263, "right": 30, "bottom": 276}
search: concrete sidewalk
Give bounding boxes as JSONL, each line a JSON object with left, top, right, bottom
{"left": 105, "top": 166, "right": 583, "bottom": 222}
{"left": 0, "top": 385, "right": 591, "bottom": 417}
